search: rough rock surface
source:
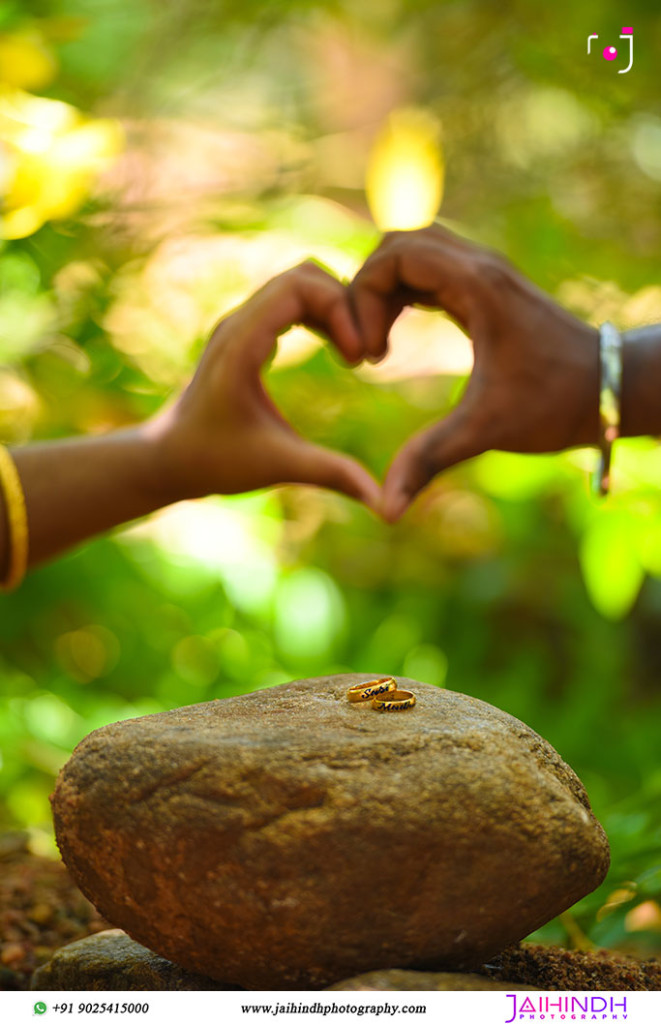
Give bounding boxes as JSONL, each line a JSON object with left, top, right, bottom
{"left": 51, "top": 675, "right": 610, "bottom": 989}
{"left": 31, "top": 930, "right": 236, "bottom": 991}
{"left": 480, "top": 942, "right": 661, "bottom": 991}
{"left": 328, "top": 969, "right": 535, "bottom": 991}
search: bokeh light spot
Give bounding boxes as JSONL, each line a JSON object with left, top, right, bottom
{"left": 366, "top": 107, "right": 444, "bottom": 230}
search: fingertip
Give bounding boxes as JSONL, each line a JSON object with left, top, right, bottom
{"left": 382, "top": 436, "right": 429, "bottom": 519}
{"left": 352, "top": 474, "right": 383, "bottom": 516}
{"left": 298, "top": 443, "right": 382, "bottom": 514}
{"left": 349, "top": 289, "right": 390, "bottom": 362}
{"left": 345, "top": 349, "right": 366, "bottom": 368}
{"left": 331, "top": 299, "right": 367, "bottom": 365}
{"left": 365, "top": 342, "right": 390, "bottom": 365}
{"left": 383, "top": 489, "right": 410, "bottom": 523}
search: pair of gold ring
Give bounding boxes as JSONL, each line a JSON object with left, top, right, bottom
{"left": 346, "top": 677, "right": 416, "bottom": 712}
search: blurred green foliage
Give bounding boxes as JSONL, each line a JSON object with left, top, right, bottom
{"left": 1, "top": 0, "right": 661, "bottom": 957}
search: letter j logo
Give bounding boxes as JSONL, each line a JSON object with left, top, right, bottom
{"left": 587, "top": 28, "right": 634, "bottom": 73}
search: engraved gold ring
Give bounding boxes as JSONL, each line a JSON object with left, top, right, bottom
{"left": 346, "top": 677, "right": 397, "bottom": 703}
{"left": 371, "top": 689, "right": 416, "bottom": 712}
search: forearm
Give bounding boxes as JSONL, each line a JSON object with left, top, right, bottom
{"left": 0, "top": 426, "right": 170, "bottom": 577}
{"left": 621, "top": 325, "right": 661, "bottom": 438}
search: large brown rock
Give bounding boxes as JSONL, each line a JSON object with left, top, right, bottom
{"left": 51, "top": 675, "right": 609, "bottom": 989}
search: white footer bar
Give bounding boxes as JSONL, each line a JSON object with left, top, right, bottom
{"left": 4, "top": 989, "right": 657, "bottom": 1024}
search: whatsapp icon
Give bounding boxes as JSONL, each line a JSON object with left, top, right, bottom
{"left": 33, "top": 1003, "right": 47, "bottom": 1015}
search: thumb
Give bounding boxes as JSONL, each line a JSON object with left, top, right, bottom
{"left": 278, "top": 435, "right": 383, "bottom": 514}
{"left": 383, "top": 406, "right": 486, "bottom": 522}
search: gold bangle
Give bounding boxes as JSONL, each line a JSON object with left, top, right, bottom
{"left": 0, "top": 445, "right": 28, "bottom": 593}
{"left": 347, "top": 677, "right": 396, "bottom": 702}
{"left": 372, "top": 689, "right": 416, "bottom": 712}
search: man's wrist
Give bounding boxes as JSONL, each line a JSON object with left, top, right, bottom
{"left": 620, "top": 326, "right": 661, "bottom": 438}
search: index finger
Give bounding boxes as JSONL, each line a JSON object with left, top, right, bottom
{"left": 349, "top": 226, "right": 481, "bottom": 359}
{"left": 230, "top": 261, "right": 366, "bottom": 370}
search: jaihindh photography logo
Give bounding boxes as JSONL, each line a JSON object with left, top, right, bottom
{"left": 505, "top": 994, "right": 628, "bottom": 1022}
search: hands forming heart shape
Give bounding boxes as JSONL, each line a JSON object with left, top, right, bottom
{"left": 152, "top": 225, "right": 600, "bottom": 522}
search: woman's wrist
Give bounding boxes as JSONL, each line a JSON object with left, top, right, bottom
{"left": 9, "top": 427, "right": 184, "bottom": 568}
{"left": 140, "top": 401, "right": 215, "bottom": 507}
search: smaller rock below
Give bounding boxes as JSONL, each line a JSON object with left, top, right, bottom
{"left": 327, "top": 970, "right": 535, "bottom": 991}
{"left": 31, "top": 931, "right": 239, "bottom": 991}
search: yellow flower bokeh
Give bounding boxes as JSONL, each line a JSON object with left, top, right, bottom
{"left": 0, "top": 29, "right": 57, "bottom": 91}
{"left": 0, "top": 82, "right": 123, "bottom": 239}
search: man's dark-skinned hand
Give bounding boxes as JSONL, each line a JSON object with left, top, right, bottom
{"left": 350, "top": 224, "right": 601, "bottom": 521}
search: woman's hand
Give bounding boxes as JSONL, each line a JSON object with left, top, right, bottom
{"left": 147, "top": 261, "right": 381, "bottom": 511}
{"left": 2, "top": 264, "right": 381, "bottom": 580}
